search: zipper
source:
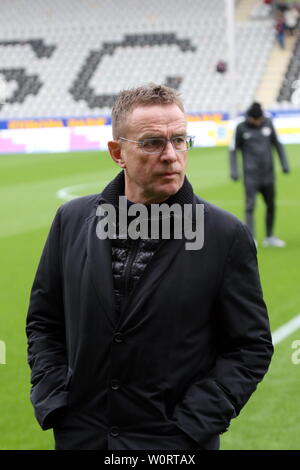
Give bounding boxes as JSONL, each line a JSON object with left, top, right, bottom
{"left": 121, "top": 238, "right": 140, "bottom": 310}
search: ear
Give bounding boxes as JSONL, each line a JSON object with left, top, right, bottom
{"left": 107, "top": 140, "right": 126, "bottom": 168}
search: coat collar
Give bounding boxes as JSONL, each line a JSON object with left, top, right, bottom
{"left": 87, "top": 171, "right": 196, "bottom": 328}
{"left": 99, "top": 170, "right": 195, "bottom": 208}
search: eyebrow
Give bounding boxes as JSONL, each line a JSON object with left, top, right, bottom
{"left": 139, "top": 131, "right": 187, "bottom": 140}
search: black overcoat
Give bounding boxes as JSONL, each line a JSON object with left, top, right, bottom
{"left": 26, "top": 172, "right": 273, "bottom": 450}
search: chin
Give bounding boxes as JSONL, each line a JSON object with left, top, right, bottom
{"left": 155, "top": 181, "right": 181, "bottom": 200}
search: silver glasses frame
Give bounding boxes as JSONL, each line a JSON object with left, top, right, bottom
{"left": 119, "top": 135, "right": 195, "bottom": 154}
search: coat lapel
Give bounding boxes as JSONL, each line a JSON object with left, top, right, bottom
{"left": 86, "top": 215, "right": 117, "bottom": 328}
{"left": 85, "top": 172, "right": 198, "bottom": 330}
{"left": 117, "top": 237, "right": 185, "bottom": 329}
{"left": 86, "top": 210, "right": 185, "bottom": 330}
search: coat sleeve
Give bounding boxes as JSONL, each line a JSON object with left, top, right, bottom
{"left": 270, "top": 120, "right": 290, "bottom": 173}
{"left": 172, "top": 222, "right": 274, "bottom": 445}
{"left": 229, "top": 123, "right": 242, "bottom": 180}
{"left": 26, "top": 207, "right": 69, "bottom": 430}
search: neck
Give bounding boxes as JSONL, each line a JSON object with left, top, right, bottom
{"left": 125, "top": 190, "right": 174, "bottom": 205}
{"left": 124, "top": 178, "right": 185, "bottom": 205}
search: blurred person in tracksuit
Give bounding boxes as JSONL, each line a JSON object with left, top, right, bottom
{"left": 230, "top": 102, "right": 290, "bottom": 247}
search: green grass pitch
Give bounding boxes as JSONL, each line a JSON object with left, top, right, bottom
{"left": 0, "top": 144, "right": 299, "bottom": 450}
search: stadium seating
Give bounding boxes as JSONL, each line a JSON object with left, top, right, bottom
{"left": 0, "top": 0, "right": 275, "bottom": 118}
{"left": 277, "top": 33, "right": 300, "bottom": 107}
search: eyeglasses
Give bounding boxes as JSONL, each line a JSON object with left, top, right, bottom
{"left": 119, "top": 135, "right": 194, "bottom": 154}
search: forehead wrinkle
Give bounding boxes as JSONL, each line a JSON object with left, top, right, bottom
{"left": 125, "top": 104, "right": 186, "bottom": 139}
{"left": 129, "top": 118, "right": 186, "bottom": 139}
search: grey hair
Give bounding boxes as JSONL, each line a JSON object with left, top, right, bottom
{"left": 111, "top": 83, "right": 185, "bottom": 140}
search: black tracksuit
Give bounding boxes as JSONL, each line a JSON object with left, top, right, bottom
{"left": 230, "top": 117, "right": 290, "bottom": 237}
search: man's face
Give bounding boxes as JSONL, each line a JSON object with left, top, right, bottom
{"left": 247, "top": 116, "right": 264, "bottom": 127}
{"left": 108, "top": 104, "right": 188, "bottom": 204}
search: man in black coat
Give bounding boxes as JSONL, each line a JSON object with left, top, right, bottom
{"left": 230, "top": 102, "right": 290, "bottom": 247}
{"left": 26, "top": 84, "right": 273, "bottom": 450}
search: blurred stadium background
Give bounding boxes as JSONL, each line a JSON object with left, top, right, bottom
{"left": 0, "top": 0, "right": 300, "bottom": 450}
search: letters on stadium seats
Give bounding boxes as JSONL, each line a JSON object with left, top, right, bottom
{"left": 0, "top": 34, "right": 196, "bottom": 111}
{"left": 0, "top": 39, "right": 56, "bottom": 109}
{"left": 69, "top": 33, "right": 196, "bottom": 109}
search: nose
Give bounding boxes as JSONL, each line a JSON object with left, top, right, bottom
{"left": 160, "top": 140, "right": 177, "bottom": 163}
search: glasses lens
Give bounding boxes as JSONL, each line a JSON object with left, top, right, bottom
{"left": 171, "top": 136, "right": 189, "bottom": 151}
{"left": 140, "top": 136, "right": 193, "bottom": 154}
{"left": 141, "top": 138, "right": 165, "bottom": 154}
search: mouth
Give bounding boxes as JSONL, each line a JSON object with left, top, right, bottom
{"left": 162, "top": 172, "right": 179, "bottom": 177}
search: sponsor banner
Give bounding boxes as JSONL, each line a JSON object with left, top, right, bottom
{"left": 186, "top": 112, "right": 229, "bottom": 122}
{"left": 269, "top": 109, "right": 300, "bottom": 119}
{"left": 0, "top": 112, "right": 227, "bottom": 130}
{"left": 0, "top": 116, "right": 111, "bottom": 130}
{"left": 0, "top": 126, "right": 111, "bottom": 153}
{"left": 1, "top": 112, "right": 300, "bottom": 153}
